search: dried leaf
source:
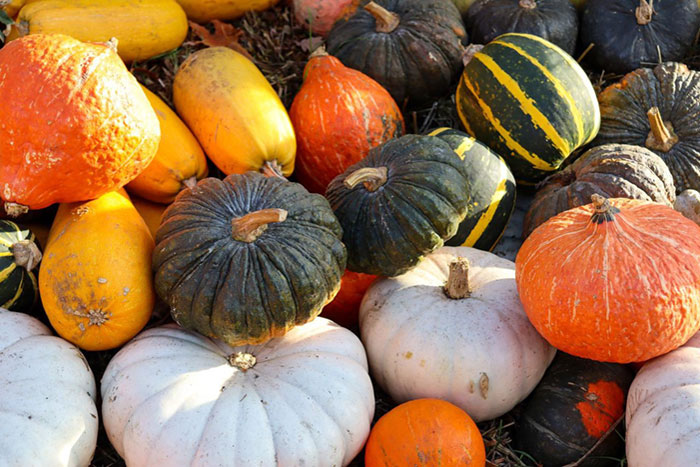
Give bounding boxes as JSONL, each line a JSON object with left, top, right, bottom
{"left": 189, "top": 20, "right": 255, "bottom": 62}
{"left": 297, "top": 36, "right": 323, "bottom": 53}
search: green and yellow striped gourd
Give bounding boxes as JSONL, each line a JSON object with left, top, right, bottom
{"left": 0, "top": 220, "right": 41, "bottom": 311}
{"left": 428, "top": 127, "right": 516, "bottom": 251}
{"left": 456, "top": 33, "right": 600, "bottom": 184}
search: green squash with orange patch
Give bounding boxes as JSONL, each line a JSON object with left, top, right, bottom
{"left": 513, "top": 352, "right": 634, "bottom": 466}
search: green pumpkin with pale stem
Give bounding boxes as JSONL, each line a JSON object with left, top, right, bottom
{"left": 0, "top": 220, "right": 41, "bottom": 311}
{"left": 153, "top": 173, "right": 347, "bottom": 346}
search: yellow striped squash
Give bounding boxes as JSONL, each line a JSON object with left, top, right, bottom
{"left": 0, "top": 220, "right": 41, "bottom": 311}
{"left": 456, "top": 33, "right": 600, "bottom": 184}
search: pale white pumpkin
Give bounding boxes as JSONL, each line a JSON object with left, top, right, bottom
{"left": 0, "top": 309, "right": 98, "bottom": 466}
{"left": 626, "top": 332, "right": 700, "bottom": 466}
{"left": 102, "top": 317, "right": 374, "bottom": 466}
{"left": 359, "top": 246, "right": 556, "bottom": 422}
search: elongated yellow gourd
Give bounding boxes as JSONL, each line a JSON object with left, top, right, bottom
{"left": 126, "top": 86, "right": 208, "bottom": 204}
{"left": 175, "top": 0, "right": 280, "bottom": 23}
{"left": 173, "top": 47, "right": 296, "bottom": 177}
{"left": 131, "top": 196, "right": 167, "bottom": 240}
{"left": 39, "top": 190, "right": 155, "bottom": 351}
{"left": 1, "top": 0, "right": 26, "bottom": 17}
{"left": 13, "top": 0, "right": 188, "bottom": 62}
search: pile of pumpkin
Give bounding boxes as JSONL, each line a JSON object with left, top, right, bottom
{"left": 2, "top": 0, "right": 700, "bottom": 465}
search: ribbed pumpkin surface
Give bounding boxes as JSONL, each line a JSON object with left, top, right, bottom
{"left": 0, "top": 220, "right": 40, "bottom": 311}
{"left": 456, "top": 33, "right": 599, "bottom": 184}
{"left": 429, "top": 128, "right": 516, "bottom": 251}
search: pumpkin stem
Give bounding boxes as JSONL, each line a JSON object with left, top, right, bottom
{"left": 646, "top": 107, "right": 678, "bottom": 152}
{"left": 4, "top": 202, "right": 29, "bottom": 218}
{"left": 310, "top": 45, "right": 328, "bottom": 58}
{"left": 590, "top": 194, "right": 620, "bottom": 223}
{"left": 444, "top": 258, "right": 471, "bottom": 299}
{"left": 228, "top": 352, "right": 257, "bottom": 371}
{"left": 11, "top": 239, "right": 42, "bottom": 271}
{"left": 462, "top": 44, "right": 484, "bottom": 67}
{"left": 343, "top": 167, "right": 388, "bottom": 191}
{"left": 182, "top": 176, "right": 198, "bottom": 190}
{"left": 519, "top": 0, "right": 537, "bottom": 9}
{"left": 16, "top": 20, "right": 29, "bottom": 37}
{"left": 635, "top": 0, "right": 654, "bottom": 25}
{"left": 364, "top": 1, "right": 399, "bottom": 33}
{"left": 260, "top": 160, "right": 287, "bottom": 180}
{"left": 231, "top": 208, "right": 288, "bottom": 243}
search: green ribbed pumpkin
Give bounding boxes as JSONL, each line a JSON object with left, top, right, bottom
{"left": 428, "top": 128, "right": 516, "bottom": 251}
{"left": 0, "top": 220, "right": 41, "bottom": 312}
{"left": 456, "top": 33, "right": 600, "bottom": 184}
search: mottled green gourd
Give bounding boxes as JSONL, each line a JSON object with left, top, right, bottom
{"left": 326, "top": 134, "right": 472, "bottom": 276}
{"left": 0, "top": 220, "right": 41, "bottom": 312}
{"left": 152, "top": 173, "right": 347, "bottom": 346}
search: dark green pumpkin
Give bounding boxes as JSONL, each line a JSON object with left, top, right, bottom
{"left": 326, "top": 134, "right": 471, "bottom": 276}
{"left": 153, "top": 173, "right": 347, "bottom": 346}
{"left": 580, "top": 0, "right": 700, "bottom": 74}
{"left": 523, "top": 143, "right": 676, "bottom": 238}
{"left": 466, "top": 0, "right": 579, "bottom": 56}
{"left": 594, "top": 62, "right": 700, "bottom": 194}
{"left": 0, "top": 220, "right": 41, "bottom": 312}
{"left": 326, "top": 0, "right": 466, "bottom": 108}
{"left": 456, "top": 33, "right": 600, "bottom": 184}
{"left": 514, "top": 352, "right": 634, "bottom": 466}
{"left": 428, "top": 127, "right": 516, "bottom": 251}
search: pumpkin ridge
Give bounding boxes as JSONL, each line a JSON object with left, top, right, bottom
{"left": 519, "top": 413, "right": 589, "bottom": 452}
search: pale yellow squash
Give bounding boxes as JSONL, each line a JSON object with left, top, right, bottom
{"left": 173, "top": 47, "right": 296, "bottom": 177}
{"left": 1, "top": 0, "right": 26, "bottom": 17}
{"left": 12, "top": 0, "right": 188, "bottom": 62}
{"left": 175, "top": 0, "right": 280, "bottom": 23}
{"left": 39, "top": 190, "right": 155, "bottom": 351}
{"left": 126, "top": 86, "right": 208, "bottom": 204}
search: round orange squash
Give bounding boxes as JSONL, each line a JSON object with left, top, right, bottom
{"left": 39, "top": 190, "right": 155, "bottom": 351}
{"left": 126, "top": 86, "right": 208, "bottom": 204}
{"left": 0, "top": 34, "right": 160, "bottom": 214}
{"left": 365, "top": 398, "right": 486, "bottom": 467}
{"left": 516, "top": 195, "right": 700, "bottom": 363}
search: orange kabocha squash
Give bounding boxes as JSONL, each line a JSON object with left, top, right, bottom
{"left": 173, "top": 47, "right": 296, "bottom": 178}
{"left": 0, "top": 34, "right": 160, "bottom": 215}
{"left": 516, "top": 195, "right": 700, "bottom": 363}
{"left": 131, "top": 196, "right": 167, "bottom": 239}
{"left": 39, "top": 190, "right": 155, "bottom": 351}
{"left": 126, "top": 86, "right": 208, "bottom": 204}
{"left": 290, "top": 48, "right": 404, "bottom": 193}
{"left": 365, "top": 399, "right": 486, "bottom": 466}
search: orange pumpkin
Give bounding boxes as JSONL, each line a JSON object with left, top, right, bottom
{"left": 289, "top": 48, "right": 404, "bottom": 194}
{"left": 126, "top": 86, "right": 208, "bottom": 204}
{"left": 365, "top": 398, "right": 486, "bottom": 467}
{"left": 0, "top": 34, "right": 160, "bottom": 214}
{"left": 320, "top": 269, "right": 376, "bottom": 328}
{"left": 39, "top": 190, "right": 155, "bottom": 351}
{"left": 516, "top": 195, "right": 700, "bottom": 363}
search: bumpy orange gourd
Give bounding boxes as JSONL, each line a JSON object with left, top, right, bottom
{"left": 39, "top": 190, "right": 155, "bottom": 351}
{"left": 0, "top": 34, "right": 160, "bottom": 214}
{"left": 365, "top": 398, "right": 486, "bottom": 466}
{"left": 293, "top": 0, "right": 355, "bottom": 36}
{"left": 131, "top": 196, "right": 167, "bottom": 240}
{"left": 173, "top": 47, "right": 296, "bottom": 178}
{"left": 516, "top": 196, "right": 700, "bottom": 363}
{"left": 290, "top": 49, "right": 404, "bottom": 193}
{"left": 126, "top": 86, "right": 208, "bottom": 204}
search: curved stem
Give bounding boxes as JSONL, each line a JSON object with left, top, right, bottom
{"left": 590, "top": 194, "right": 619, "bottom": 223}
{"left": 310, "top": 45, "right": 328, "bottom": 58}
{"left": 635, "top": 0, "right": 654, "bottom": 25}
{"left": 182, "top": 176, "right": 198, "bottom": 190}
{"left": 4, "top": 202, "right": 28, "bottom": 218}
{"left": 462, "top": 44, "right": 484, "bottom": 67}
{"left": 343, "top": 167, "right": 388, "bottom": 191}
{"left": 364, "top": 1, "right": 399, "bottom": 33}
{"left": 11, "top": 239, "right": 42, "bottom": 271}
{"left": 260, "top": 160, "right": 287, "bottom": 180}
{"left": 444, "top": 258, "right": 471, "bottom": 299}
{"left": 228, "top": 352, "right": 256, "bottom": 371}
{"left": 231, "top": 208, "right": 287, "bottom": 243}
{"left": 646, "top": 107, "right": 678, "bottom": 152}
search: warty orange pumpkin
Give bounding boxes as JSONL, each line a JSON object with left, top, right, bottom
{"left": 516, "top": 195, "right": 700, "bottom": 363}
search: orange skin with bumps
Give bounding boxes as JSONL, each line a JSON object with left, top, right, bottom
{"left": 365, "top": 398, "right": 486, "bottom": 467}
{"left": 290, "top": 52, "right": 404, "bottom": 194}
{"left": 320, "top": 269, "right": 376, "bottom": 328}
{"left": 516, "top": 198, "right": 700, "bottom": 363}
{"left": 0, "top": 34, "right": 160, "bottom": 210}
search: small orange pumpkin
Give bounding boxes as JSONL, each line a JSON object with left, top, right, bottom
{"left": 365, "top": 398, "right": 486, "bottom": 466}
{"left": 0, "top": 34, "right": 160, "bottom": 214}
{"left": 516, "top": 195, "right": 700, "bottom": 363}
{"left": 320, "top": 269, "right": 376, "bottom": 328}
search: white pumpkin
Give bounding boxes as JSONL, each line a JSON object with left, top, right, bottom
{"left": 359, "top": 246, "right": 556, "bottom": 422}
{"left": 0, "top": 309, "right": 98, "bottom": 466}
{"left": 102, "top": 317, "right": 374, "bottom": 466}
{"left": 626, "top": 332, "right": 700, "bottom": 466}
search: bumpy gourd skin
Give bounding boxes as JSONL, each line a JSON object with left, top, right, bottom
{"left": 153, "top": 173, "right": 346, "bottom": 346}
{"left": 0, "top": 34, "right": 160, "bottom": 210}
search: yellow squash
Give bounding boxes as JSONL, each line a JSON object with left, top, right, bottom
{"left": 39, "top": 190, "right": 155, "bottom": 351}
{"left": 13, "top": 0, "right": 188, "bottom": 62}
{"left": 173, "top": 47, "right": 296, "bottom": 177}
{"left": 131, "top": 196, "right": 167, "bottom": 240}
{"left": 1, "top": 0, "right": 25, "bottom": 17}
{"left": 126, "top": 86, "right": 209, "bottom": 204}
{"left": 175, "top": 0, "right": 280, "bottom": 23}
